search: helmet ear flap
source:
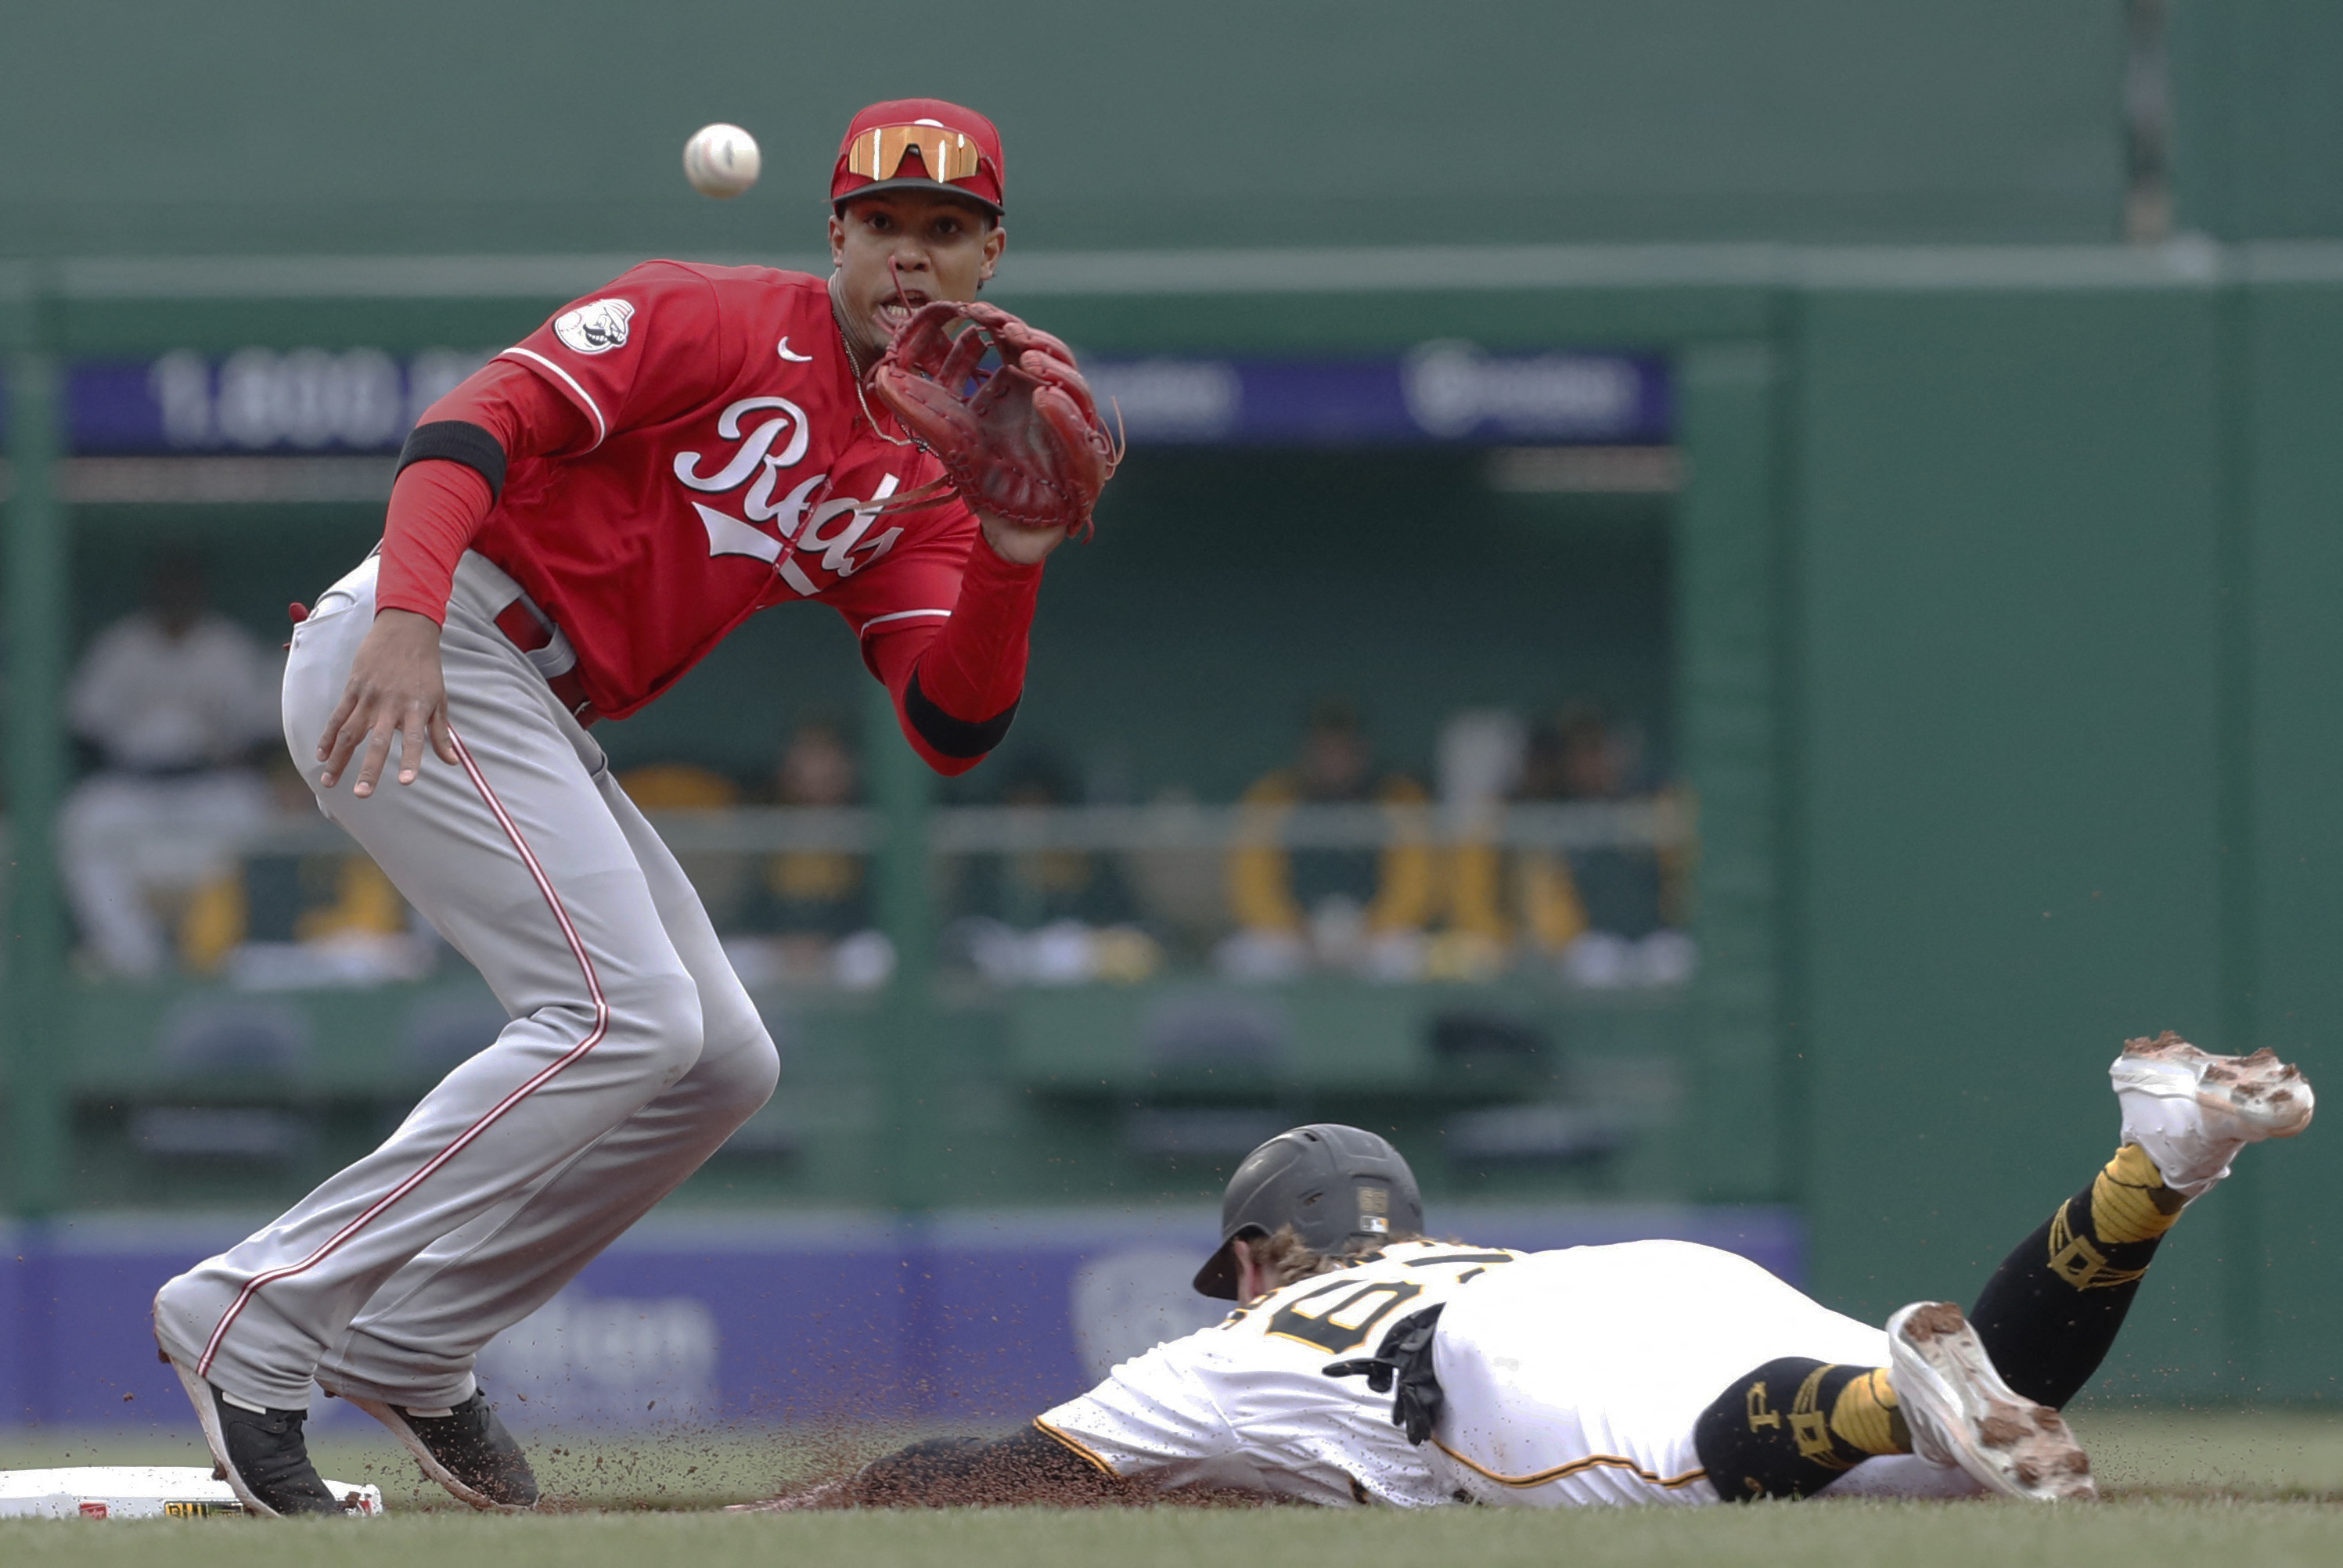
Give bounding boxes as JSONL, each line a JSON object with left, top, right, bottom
{"left": 1191, "top": 1225, "right": 1266, "bottom": 1300}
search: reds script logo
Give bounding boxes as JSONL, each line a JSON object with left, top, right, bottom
{"left": 554, "top": 298, "right": 635, "bottom": 354}
{"left": 672, "top": 395, "right": 902, "bottom": 595}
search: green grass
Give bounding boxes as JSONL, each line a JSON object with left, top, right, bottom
{"left": 5, "top": 1410, "right": 2341, "bottom": 1566}
{"left": 5, "top": 1498, "right": 2343, "bottom": 1568}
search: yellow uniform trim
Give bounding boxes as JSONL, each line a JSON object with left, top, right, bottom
{"left": 2046, "top": 1199, "right": 2150, "bottom": 1291}
{"left": 1433, "top": 1438, "right": 1708, "bottom": 1492}
{"left": 1365, "top": 778, "right": 1436, "bottom": 935}
{"left": 1227, "top": 773, "right": 1307, "bottom": 933}
{"left": 2089, "top": 1142, "right": 2186, "bottom": 1245}
{"left": 1517, "top": 849, "right": 1592, "bottom": 952}
{"left": 1827, "top": 1366, "right": 1904, "bottom": 1457}
{"left": 1032, "top": 1418, "right": 1121, "bottom": 1478}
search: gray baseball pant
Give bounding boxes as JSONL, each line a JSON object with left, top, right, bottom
{"left": 153, "top": 551, "right": 779, "bottom": 1412}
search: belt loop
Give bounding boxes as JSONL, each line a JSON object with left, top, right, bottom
{"left": 493, "top": 598, "right": 553, "bottom": 653}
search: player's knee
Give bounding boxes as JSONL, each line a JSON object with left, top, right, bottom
{"left": 605, "top": 968, "right": 707, "bottom": 1080}
{"left": 691, "top": 1017, "right": 781, "bottom": 1129}
{"left": 151, "top": 1268, "right": 195, "bottom": 1322}
{"left": 715, "top": 1023, "right": 781, "bottom": 1117}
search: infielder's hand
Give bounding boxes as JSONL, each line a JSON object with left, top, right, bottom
{"left": 976, "top": 507, "right": 1070, "bottom": 566}
{"left": 317, "top": 608, "right": 459, "bottom": 797}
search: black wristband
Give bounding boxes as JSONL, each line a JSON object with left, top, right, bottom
{"left": 905, "top": 668, "right": 1019, "bottom": 760}
{"left": 397, "top": 419, "right": 509, "bottom": 499}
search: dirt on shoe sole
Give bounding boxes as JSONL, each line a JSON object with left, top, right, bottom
{"left": 2120, "top": 1033, "right": 2314, "bottom": 1139}
{"left": 1894, "top": 1303, "right": 2097, "bottom": 1503}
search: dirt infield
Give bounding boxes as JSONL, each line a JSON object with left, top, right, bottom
{"left": 1, "top": 1408, "right": 2338, "bottom": 1568}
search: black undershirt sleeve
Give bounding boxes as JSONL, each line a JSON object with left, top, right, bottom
{"left": 397, "top": 419, "right": 509, "bottom": 499}
{"left": 904, "top": 667, "right": 1020, "bottom": 760}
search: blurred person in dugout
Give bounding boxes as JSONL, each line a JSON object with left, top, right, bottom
{"left": 1449, "top": 703, "right": 1696, "bottom": 987}
{"left": 616, "top": 756, "right": 748, "bottom": 931}
{"left": 1218, "top": 700, "right": 1435, "bottom": 981}
{"left": 59, "top": 552, "right": 284, "bottom": 979}
{"left": 178, "top": 757, "right": 430, "bottom": 987}
{"left": 954, "top": 752, "right": 1159, "bottom": 986}
{"left": 731, "top": 717, "right": 894, "bottom": 990}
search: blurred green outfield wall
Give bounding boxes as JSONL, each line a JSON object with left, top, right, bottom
{"left": 15, "top": 248, "right": 2343, "bottom": 1404}
{"left": 1785, "top": 261, "right": 2343, "bottom": 1404}
{"left": 16, "top": 2, "right": 2343, "bottom": 257}
{"left": 2236, "top": 280, "right": 2343, "bottom": 1403}
{"left": 1787, "top": 281, "right": 2236, "bottom": 1397}
{"left": 2173, "top": 0, "right": 2343, "bottom": 239}
{"left": 13, "top": 0, "right": 2343, "bottom": 1401}
{"left": 2, "top": 0, "right": 2132, "bottom": 255}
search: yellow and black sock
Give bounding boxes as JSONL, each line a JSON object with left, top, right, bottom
{"left": 1967, "top": 1143, "right": 2185, "bottom": 1408}
{"left": 1692, "top": 1359, "right": 1910, "bottom": 1501}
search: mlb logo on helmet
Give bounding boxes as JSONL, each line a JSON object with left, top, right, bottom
{"left": 831, "top": 98, "right": 1005, "bottom": 214}
{"left": 1358, "top": 1183, "right": 1391, "bottom": 1235}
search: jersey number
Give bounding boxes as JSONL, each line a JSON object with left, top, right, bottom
{"left": 1265, "top": 1278, "right": 1425, "bottom": 1355}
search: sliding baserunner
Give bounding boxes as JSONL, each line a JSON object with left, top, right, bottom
{"left": 743, "top": 1034, "right": 2310, "bottom": 1509}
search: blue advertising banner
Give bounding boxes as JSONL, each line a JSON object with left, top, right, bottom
{"left": 2, "top": 1204, "right": 1793, "bottom": 1431}
{"left": 39, "top": 346, "right": 1670, "bottom": 456}
{"left": 66, "top": 349, "right": 492, "bottom": 455}
{"left": 1086, "top": 347, "right": 1671, "bottom": 448}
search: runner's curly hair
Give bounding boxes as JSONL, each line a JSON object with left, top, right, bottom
{"left": 1246, "top": 1223, "right": 1426, "bottom": 1293}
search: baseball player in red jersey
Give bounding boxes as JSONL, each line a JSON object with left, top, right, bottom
{"left": 153, "top": 99, "right": 1100, "bottom": 1516}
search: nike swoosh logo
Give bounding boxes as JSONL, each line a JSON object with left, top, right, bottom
{"left": 777, "top": 336, "right": 813, "bottom": 362}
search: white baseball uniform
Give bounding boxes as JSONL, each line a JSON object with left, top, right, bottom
{"left": 1037, "top": 1239, "right": 1983, "bottom": 1508}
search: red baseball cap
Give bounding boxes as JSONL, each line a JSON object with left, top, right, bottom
{"left": 830, "top": 98, "right": 1005, "bottom": 215}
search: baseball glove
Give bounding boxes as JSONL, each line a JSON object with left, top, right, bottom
{"left": 868, "top": 301, "right": 1120, "bottom": 538}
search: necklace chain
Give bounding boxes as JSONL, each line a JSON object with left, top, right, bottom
{"left": 832, "top": 290, "right": 916, "bottom": 450}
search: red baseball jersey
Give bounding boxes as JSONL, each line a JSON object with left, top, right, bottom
{"left": 477, "top": 261, "right": 977, "bottom": 720}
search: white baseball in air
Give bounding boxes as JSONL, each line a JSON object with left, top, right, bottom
{"left": 683, "top": 124, "right": 761, "bottom": 199}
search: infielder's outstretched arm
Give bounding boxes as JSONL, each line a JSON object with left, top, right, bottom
{"left": 850, "top": 537, "right": 1042, "bottom": 776}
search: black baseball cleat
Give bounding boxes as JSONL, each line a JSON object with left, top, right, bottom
{"left": 164, "top": 1355, "right": 343, "bottom": 1516}
{"left": 347, "top": 1388, "right": 540, "bottom": 1509}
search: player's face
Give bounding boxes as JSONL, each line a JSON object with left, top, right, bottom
{"left": 829, "top": 192, "right": 1006, "bottom": 352}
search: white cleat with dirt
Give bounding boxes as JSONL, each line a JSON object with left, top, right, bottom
{"left": 1887, "top": 1301, "right": 2096, "bottom": 1501}
{"left": 2111, "top": 1033, "right": 2315, "bottom": 1197}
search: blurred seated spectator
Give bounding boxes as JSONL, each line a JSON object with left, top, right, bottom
{"left": 967, "top": 754, "right": 1141, "bottom": 927}
{"left": 1119, "top": 784, "right": 1233, "bottom": 959}
{"left": 728, "top": 718, "right": 891, "bottom": 990}
{"left": 59, "top": 553, "right": 283, "bottom": 978}
{"left": 1419, "top": 709, "right": 1528, "bottom": 982}
{"left": 950, "top": 753, "right": 1161, "bottom": 987}
{"left": 619, "top": 761, "right": 748, "bottom": 927}
{"left": 1218, "top": 700, "right": 1434, "bottom": 982}
{"left": 1451, "top": 703, "right": 1695, "bottom": 987}
{"left": 178, "top": 760, "right": 434, "bottom": 989}
{"left": 618, "top": 761, "right": 740, "bottom": 811}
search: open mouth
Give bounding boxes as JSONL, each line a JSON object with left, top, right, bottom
{"left": 873, "top": 290, "right": 930, "bottom": 334}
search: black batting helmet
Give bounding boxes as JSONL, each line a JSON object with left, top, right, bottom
{"left": 1192, "top": 1124, "right": 1423, "bottom": 1300}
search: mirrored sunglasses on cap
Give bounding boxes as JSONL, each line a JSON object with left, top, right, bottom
{"left": 846, "top": 123, "right": 986, "bottom": 185}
